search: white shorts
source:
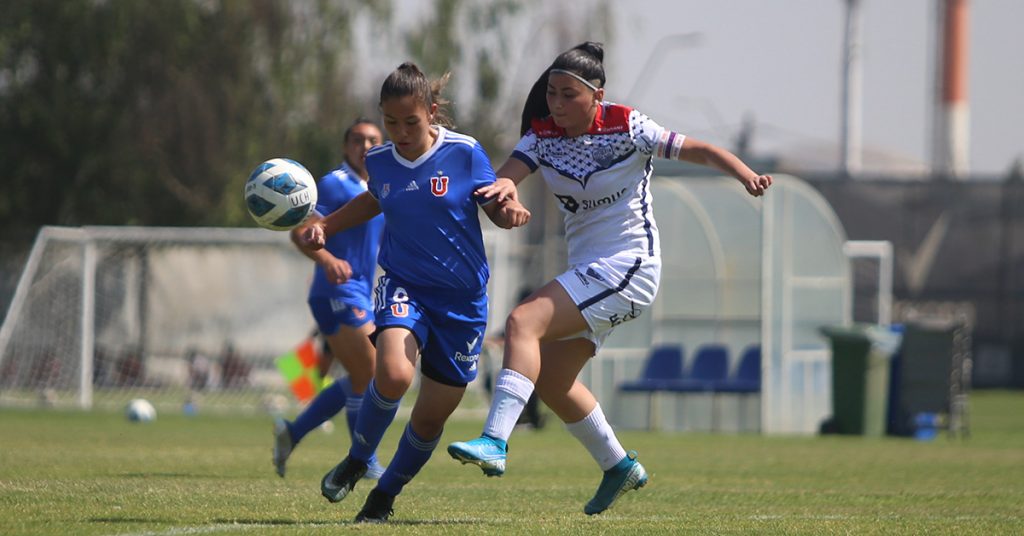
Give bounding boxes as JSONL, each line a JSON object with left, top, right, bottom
{"left": 555, "top": 253, "right": 661, "bottom": 352}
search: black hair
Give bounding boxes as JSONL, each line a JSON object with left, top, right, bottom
{"left": 343, "top": 117, "right": 380, "bottom": 143}
{"left": 379, "top": 62, "right": 454, "bottom": 128}
{"left": 520, "top": 41, "right": 605, "bottom": 135}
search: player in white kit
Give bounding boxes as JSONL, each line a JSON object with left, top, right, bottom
{"left": 449, "top": 42, "right": 772, "bottom": 515}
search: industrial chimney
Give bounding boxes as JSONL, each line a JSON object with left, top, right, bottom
{"left": 932, "top": 0, "right": 970, "bottom": 178}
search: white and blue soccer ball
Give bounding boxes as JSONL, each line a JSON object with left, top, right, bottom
{"left": 244, "top": 158, "right": 318, "bottom": 231}
{"left": 126, "top": 398, "right": 157, "bottom": 422}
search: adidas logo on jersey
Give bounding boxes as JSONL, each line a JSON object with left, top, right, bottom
{"left": 404, "top": 181, "right": 419, "bottom": 191}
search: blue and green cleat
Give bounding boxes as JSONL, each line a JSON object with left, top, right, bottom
{"left": 584, "top": 450, "right": 648, "bottom": 515}
{"left": 446, "top": 435, "right": 508, "bottom": 477}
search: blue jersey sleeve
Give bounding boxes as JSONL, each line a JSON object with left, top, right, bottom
{"left": 365, "top": 174, "right": 380, "bottom": 200}
{"left": 315, "top": 175, "right": 344, "bottom": 217}
{"left": 472, "top": 142, "right": 497, "bottom": 205}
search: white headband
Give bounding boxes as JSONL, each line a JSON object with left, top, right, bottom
{"left": 549, "top": 69, "right": 600, "bottom": 91}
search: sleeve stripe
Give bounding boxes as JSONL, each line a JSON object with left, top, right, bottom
{"left": 367, "top": 144, "right": 391, "bottom": 156}
{"left": 670, "top": 132, "right": 685, "bottom": 159}
{"left": 655, "top": 130, "right": 685, "bottom": 160}
{"left": 511, "top": 150, "right": 538, "bottom": 172}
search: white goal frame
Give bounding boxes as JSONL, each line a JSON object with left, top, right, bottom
{"left": 0, "top": 225, "right": 520, "bottom": 413}
{"left": 0, "top": 226, "right": 304, "bottom": 410}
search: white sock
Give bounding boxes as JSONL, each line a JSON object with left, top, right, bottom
{"left": 565, "top": 403, "right": 627, "bottom": 471}
{"left": 482, "top": 368, "right": 534, "bottom": 441}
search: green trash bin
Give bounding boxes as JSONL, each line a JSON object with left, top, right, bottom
{"left": 820, "top": 324, "right": 901, "bottom": 436}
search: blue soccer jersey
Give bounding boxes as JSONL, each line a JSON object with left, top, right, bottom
{"left": 364, "top": 127, "right": 496, "bottom": 293}
{"left": 308, "top": 162, "right": 385, "bottom": 299}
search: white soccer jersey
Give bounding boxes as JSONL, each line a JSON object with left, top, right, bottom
{"left": 511, "top": 103, "right": 677, "bottom": 266}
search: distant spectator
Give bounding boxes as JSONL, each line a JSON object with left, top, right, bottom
{"left": 220, "top": 342, "right": 250, "bottom": 388}
{"left": 186, "top": 347, "right": 211, "bottom": 391}
{"left": 116, "top": 349, "right": 143, "bottom": 387}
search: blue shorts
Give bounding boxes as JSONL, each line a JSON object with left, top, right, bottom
{"left": 308, "top": 284, "right": 374, "bottom": 336}
{"left": 373, "top": 274, "right": 487, "bottom": 387}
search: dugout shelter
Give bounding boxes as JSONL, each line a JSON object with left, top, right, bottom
{"left": 588, "top": 173, "right": 851, "bottom": 435}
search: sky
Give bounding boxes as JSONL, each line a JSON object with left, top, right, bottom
{"left": 606, "top": 0, "right": 1024, "bottom": 176}
{"left": 378, "top": 0, "right": 1022, "bottom": 176}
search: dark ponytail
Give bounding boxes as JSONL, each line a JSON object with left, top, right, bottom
{"left": 380, "top": 62, "right": 454, "bottom": 128}
{"left": 519, "top": 41, "right": 606, "bottom": 135}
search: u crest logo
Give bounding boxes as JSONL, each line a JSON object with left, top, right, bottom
{"left": 390, "top": 303, "right": 409, "bottom": 317}
{"left": 430, "top": 176, "right": 449, "bottom": 197}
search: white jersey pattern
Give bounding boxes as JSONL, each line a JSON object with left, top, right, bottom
{"left": 511, "top": 103, "right": 675, "bottom": 266}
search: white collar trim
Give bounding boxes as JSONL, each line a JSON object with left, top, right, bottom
{"left": 390, "top": 126, "right": 446, "bottom": 168}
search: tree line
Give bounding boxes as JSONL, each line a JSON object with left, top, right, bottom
{"left": 0, "top": 0, "right": 610, "bottom": 241}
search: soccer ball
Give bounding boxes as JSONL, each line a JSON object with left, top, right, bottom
{"left": 126, "top": 398, "right": 157, "bottom": 422}
{"left": 244, "top": 158, "right": 318, "bottom": 231}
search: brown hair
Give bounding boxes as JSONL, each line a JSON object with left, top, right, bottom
{"left": 379, "top": 62, "right": 454, "bottom": 128}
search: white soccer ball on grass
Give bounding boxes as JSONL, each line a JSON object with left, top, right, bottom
{"left": 126, "top": 398, "right": 157, "bottom": 422}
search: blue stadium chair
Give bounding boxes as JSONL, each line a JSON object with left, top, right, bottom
{"left": 618, "top": 345, "right": 685, "bottom": 430}
{"left": 663, "top": 344, "right": 730, "bottom": 431}
{"left": 619, "top": 344, "right": 685, "bottom": 392}
{"left": 716, "top": 345, "right": 761, "bottom": 394}
{"left": 665, "top": 344, "right": 730, "bottom": 393}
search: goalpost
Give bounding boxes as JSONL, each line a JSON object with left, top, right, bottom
{"left": 0, "top": 226, "right": 314, "bottom": 413}
{"left": 0, "top": 225, "right": 520, "bottom": 416}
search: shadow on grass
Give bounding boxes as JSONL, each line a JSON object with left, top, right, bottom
{"left": 90, "top": 517, "right": 339, "bottom": 527}
{"left": 210, "top": 517, "right": 492, "bottom": 527}
{"left": 90, "top": 518, "right": 179, "bottom": 524}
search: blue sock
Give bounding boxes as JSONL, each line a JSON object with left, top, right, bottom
{"left": 344, "top": 392, "right": 362, "bottom": 439}
{"left": 349, "top": 380, "right": 401, "bottom": 463}
{"left": 288, "top": 377, "right": 350, "bottom": 443}
{"left": 344, "top": 392, "right": 379, "bottom": 466}
{"left": 377, "top": 424, "right": 440, "bottom": 497}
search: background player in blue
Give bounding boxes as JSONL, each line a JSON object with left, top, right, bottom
{"left": 272, "top": 119, "right": 387, "bottom": 479}
{"left": 297, "top": 62, "right": 530, "bottom": 523}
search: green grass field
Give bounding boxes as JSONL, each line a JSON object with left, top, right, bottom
{"left": 2, "top": 391, "right": 1023, "bottom": 535}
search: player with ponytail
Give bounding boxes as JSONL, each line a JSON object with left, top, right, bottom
{"left": 299, "top": 62, "right": 530, "bottom": 523}
{"left": 450, "top": 41, "right": 772, "bottom": 515}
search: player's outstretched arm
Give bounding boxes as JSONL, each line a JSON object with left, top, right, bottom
{"left": 289, "top": 216, "right": 354, "bottom": 284}
{"left": 475, "top": 158, "right": 533, "bottom": 203}
{"left": 295, "top": 191, "right": 381, "bottom": 251}
{"left": 678, "top": 137, "right": 772, "bottom": 197}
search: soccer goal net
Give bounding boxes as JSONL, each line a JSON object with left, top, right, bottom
{"left": 0, "top": 226, "right": 316, "bottom": 414}
{"left": 0, "top": 225, "right": 522, "bottom": 417}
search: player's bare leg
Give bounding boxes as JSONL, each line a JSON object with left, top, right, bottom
{"left": 535, "top": 338, "right": 648, "bottom": 515}
{"left": 449, "top": 282, "right": 586, "bottom": 474}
